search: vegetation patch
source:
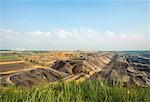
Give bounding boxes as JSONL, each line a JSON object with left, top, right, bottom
{"left": 0, "top": 55, "right": 20, "bottom": 62}
{"left": 0, "top": 80, "right": 150, "bottom": 102}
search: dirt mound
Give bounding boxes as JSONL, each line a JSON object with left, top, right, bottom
{"left": 10, "top": 68, "right": 68, "bottom": 87}
{"left": 0, "top": 52, "right": 113, "bottom": 87}
{"left": 7, "top": 53, "right": 112, "bottom": 87}
{"left": 52, "top": 60, "right": 83, "bottom": 74}
{"left": 3, "top": 52, "right": 150, "bottom": 87}
{"left": 90, "top": 54, "right": 150, "bottom": 87}
{"left": 23, "top": 51, "right": 81, "bottom": 66}
{"left": 51, "top": 55, "right": 112, "bottom": 75}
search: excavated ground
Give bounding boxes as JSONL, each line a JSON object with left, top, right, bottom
{"left": 0, "top": 52, "right": 113, "bottom": 87}
{"left": 90, "top": 54, "right": 150, "bottom": 87}
{"left": 0, "top": 52, "right": 150, "bottom": 87}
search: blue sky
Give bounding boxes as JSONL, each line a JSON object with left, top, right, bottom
{"left": 0, "top": 0, "right": 149, "bottom": 50}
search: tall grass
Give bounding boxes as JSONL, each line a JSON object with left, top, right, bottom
{"left": 0, "top": 80, "right": 150, "bottom": 102}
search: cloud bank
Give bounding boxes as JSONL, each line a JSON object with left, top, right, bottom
{"left": 0, "top": 28, "right": 149, "bottom": 50}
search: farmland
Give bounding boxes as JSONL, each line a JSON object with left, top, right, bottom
{"left": 0, "top": 55, "right": 20, "bottom": 62}
{"left": 0, "top": 62, "right": 29, "bottom": 73}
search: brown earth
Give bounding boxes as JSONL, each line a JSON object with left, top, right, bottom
{"left": 0, "top": 62, "right": 30, "bottom": 73}
{"left": 0, "top": 51, "right": 150, "bottom": 87}
{"left": 0, "top": 52, "right": 113, "bottom": 87}
{"left": 10, "top": 68, "right": 67, "bottom": 87}
{"left": 90, "top": 54, "right": 150, "bottom": 87}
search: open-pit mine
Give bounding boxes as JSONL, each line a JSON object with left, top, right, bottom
{"left": 0, "top": 51, "right": 150, "bottom": 87}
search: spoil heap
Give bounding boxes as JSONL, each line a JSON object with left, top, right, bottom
{"left": 90, "top": 54, "right": 150, "bottom": 87}
{"left": 2, "top": 52, "right": 149, "bottom": 87}
{"left": 8, "top": 53, "right": 112, "bottom": 87}
{"left": 51, "top": 54, "right": 112, "bottom": 74}
{"left": 10, "top": 68, "right": 68, "bottom": 87}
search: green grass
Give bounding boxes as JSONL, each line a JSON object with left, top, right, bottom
{"left": 0, "top": 55, "right": 19, "bottom": 62}
{"left": 0, "top": 80, "right": 150, "bottom": 102}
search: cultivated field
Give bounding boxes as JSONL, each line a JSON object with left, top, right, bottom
{"left": 0, "top": 62, "right": 29, "bottom": 73}
{"left": 0, "top": 55, "right": 20, "bottom": 62}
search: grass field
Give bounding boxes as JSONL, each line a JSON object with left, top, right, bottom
{"left": 0, "top": 80, "right": 150, "bottom": 102}
{"left": 0, "top": 55, "right": 19, "bottom": 62}
{"left": 0, "top": 55, "right": 20, "bottom": 62}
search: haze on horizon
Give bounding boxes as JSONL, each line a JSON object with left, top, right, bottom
{"left": 0, "top": 0, "right": 150, "bottom": 51}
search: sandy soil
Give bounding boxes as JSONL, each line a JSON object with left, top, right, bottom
{"left": 0, "top": 61, "right": 25, "bottom": 65}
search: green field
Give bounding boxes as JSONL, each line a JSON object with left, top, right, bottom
{"left": 0, "top": 80, "right": 150, "bottom": 102}
{"left": 0, "top": 55, "right": 19, "bottom": 62}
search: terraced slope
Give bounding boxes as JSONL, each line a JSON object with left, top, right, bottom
{"left": 90, "top": 54, "right": 150, "bottom": 86}
{"left": 1, "top": 52, "right": 150, "bottom": 87}
{"left": 0, "top": 53, "right": 113, "bottom": 87}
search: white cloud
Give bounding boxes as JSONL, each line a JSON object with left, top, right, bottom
{"left": 0, "top": 29, "right": 19, "bottom": 39}
{"left": 0, "top": 28, "right": 149, "bottom": 50}
{"left": 57, "top": 30, "right": 72, "bottom": 39}
{"left": 0, "top": 29, "right": 18, "bottom": 35}
{"left": 26, "top": 31, "right": 52, "bottom": 37}
{"left": 106, "top": 31, "right": 145, "bottom": 40}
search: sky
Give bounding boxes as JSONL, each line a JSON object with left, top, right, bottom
{"left": 0, "top": 0, "right": 149, "bottom": 51}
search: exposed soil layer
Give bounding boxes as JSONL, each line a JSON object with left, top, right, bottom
{"left": 0, "top": 53, "right": 112, "bottom": 87}
{"left": 10, "top": 68, "right": 67, "bottom": 87}
{"left": 0, "top": 52, "right": 150, "bottom": 87}
{"left": 0, "top": 62, "right": 30, "bottom": 72}
{"left": 51, "top": 54, "right": 112, "bottom": 75}
{"left": 90, "top": 54, "right": 150, "bottom": 87}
